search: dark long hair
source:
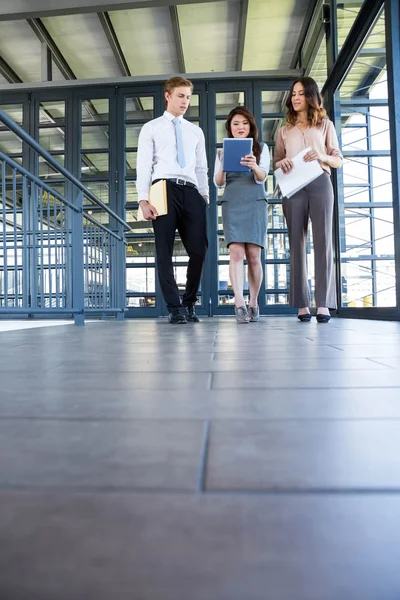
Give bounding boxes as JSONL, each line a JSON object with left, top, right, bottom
{"left": 225, "top": 106, "right": 262, "bottom": 164}
{"left": 285, "top": 77, "right": 327, "bottom": 127}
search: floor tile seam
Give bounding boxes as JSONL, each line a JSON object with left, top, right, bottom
{"left": 0, "top": 485, "right": 399, "bottom": 496}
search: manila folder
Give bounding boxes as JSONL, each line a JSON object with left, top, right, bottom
{"left": 137, "top": 179, "right": 168, "bottom": 220}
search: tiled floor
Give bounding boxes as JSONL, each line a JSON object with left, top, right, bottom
{"left": 1, "top": 315, "right": 400, "bottom": 599}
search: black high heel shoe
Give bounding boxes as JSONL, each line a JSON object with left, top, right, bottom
{"left": 297, "top": 313, "right": 312, "bottom": 322}
{"left": 316, "top": 313, "right": 331, "bottom": 323}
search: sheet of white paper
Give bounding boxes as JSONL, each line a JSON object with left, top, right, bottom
{"left": 274, "top": 146, "right": 324, "bottom": 198}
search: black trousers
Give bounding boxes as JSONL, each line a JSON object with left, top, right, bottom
{"left": 152, "top": 180, "right": 208, "bottom": 312}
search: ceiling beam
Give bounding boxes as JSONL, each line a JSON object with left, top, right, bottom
{"left": 0, "top": 56, "right": 23, "bottom": 83}
{"left": 98, "top": 12, "right": 131, "bottom": 76}
{"left": 1, "top": 0, "right": 223, "bottom": 21}
{"left": 236, "top": 0, "right": 248, "bottom": 72}
{"left": 27, "top": 18, "right": 76, "bottom": 80}
{"left": 169, "top": 6, "right": 185, "bottom": 73}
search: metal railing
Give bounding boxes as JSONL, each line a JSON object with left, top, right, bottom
{"left": 0, "top": 109, "right": 130, "bottom": 325}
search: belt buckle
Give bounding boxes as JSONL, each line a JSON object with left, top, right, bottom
{"left": 176, "top": 178, "right": 185, "bottom": 186}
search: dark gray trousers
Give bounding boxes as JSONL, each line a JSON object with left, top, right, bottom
{"left": 282, "top": 172, "right": 337, "bottom": 309}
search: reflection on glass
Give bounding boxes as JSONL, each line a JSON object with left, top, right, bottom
{"left": 82, "top": 99, "right": 109, "bottom": 122}
{"left": 39, "top": 128, "right": 65, "bottom": 152}
{"left": 39, "top": 155, "right": 65, "bottom": 178}
{"left": 0, "top": 129, "right": 23, "bottom": 154}
{"left": 309, "top": 36, "right": 327, "bottom": 91}
{"left": 337, "top": 1, "right": 365, "bottom": 54}
{"left": 125, "top": 152, "right": 137, "bottom": 174}
{"left": 126, "top": 239, "right": 155, "bottom": 259}
{"left": 262, "top": 118, "right": 283, "bottom": 145}
{"left": 81, "top": 154, "right": 109, "bottom": 177}
{"left": 81, "top": 125, "right": 109, "bottom": 150}
{"left": 125, "top": 181, "right": 138, "bottom": 204}
{"left": 39, "top": 101, "right": 65, "bottom": 124}
{"left": 261, "top": 91, "right": 286, "bottom": 115}
{"left": 266, "top": 293, "right": 288, "bottom": 305}
{"left": 267, "top": 203, "right": 285, "bottom": 229}
{"left": 85, "top": 181, "right": 110, "bottom": 204}
{"left": 125, "top": 124, "right": 143, "bottom": 148}
{"left": 125, "top": 97, "right": 154, "bottom": 120}
{"left": 84, "top": 210, "right": 109, "bottom": 227}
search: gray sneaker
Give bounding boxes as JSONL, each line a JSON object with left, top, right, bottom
{"left": 235, "top": 305, "right": 249, "bottom": 323}
{"left": 248, "top": 305, "right": 259, "bottom": 322}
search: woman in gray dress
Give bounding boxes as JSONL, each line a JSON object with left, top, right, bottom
{"left": 214, "top": 107, "right": 270, "bottom": 323}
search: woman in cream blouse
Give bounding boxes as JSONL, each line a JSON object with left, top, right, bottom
{"left": 274, "top": 76, "right": 343, "bottom": 323}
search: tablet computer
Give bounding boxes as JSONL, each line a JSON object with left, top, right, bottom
{"left": 222, "top": 137, "right": 253, "bottom": 172}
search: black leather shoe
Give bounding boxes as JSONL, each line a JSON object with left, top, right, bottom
{"left": 297, "top": 313, "right": 312, "bottom": 322}
{"left": 168, "top": 309, "right": 187, "bottom": 324}
{"left": 184, "top": 305, "right": 200, "bottom": 322}
{"left": 316, "top": 313, "right": 331, "bottom": 323}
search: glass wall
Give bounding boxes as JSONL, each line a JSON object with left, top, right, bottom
{"left": 336, "top": 7, "right": 395, "bottom": 307}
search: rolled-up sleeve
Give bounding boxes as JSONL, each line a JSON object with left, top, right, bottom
{"left": 135, "top": 122, "right": 154, "bottom": 201}
{"left": 254, "top": 144, "right": 270, "bottom": 184}
{"left": 195, "top": 129, "right": 209, "bottom": 198}
{"left": 326, "top": 120, "right": 343, "bottom": 162}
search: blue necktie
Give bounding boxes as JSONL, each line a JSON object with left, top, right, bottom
{"left": 173, "top": 117, "right": 186, "bottom": 168}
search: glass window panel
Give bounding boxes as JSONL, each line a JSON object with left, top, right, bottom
{"left": 344, "top": 208, "right": 372, "bottom": 258}
{"left": 125, "top": 124, "right": 143, "bottom": 148}
{"left": 341, "top": 260, "right": 373, "bottom": 307}
{"left": 39, "top": 127, "right": 65, "bottom": 152}
{"left": 126, "top": 238, "right": 155, "bottom": 260}
{"left": 343, "top": 157, "right": 369, "bottom": 185}
{"left": 84, "top": 210, "right": 109, "bottom": 227}
{"left": 38, "top": 154, "right": 65, "bottom": 178}
{"left": 125, "top": 181, "right": 138, "bottom": 204}
{"left": 266, "top": 233, "right": 290, "bottom": 260}
{"left": 84, "top": 181, "right": 110, "bottom": 205}
{"left": 266, "top": 293, "right": 289, "bottom": 305}
{"left": 344, "top": 186, "right": 370, "bottom": 203}
{"left": 126, "top": 267, "right": 155, "bottom": 293}
{"left": 173, "top": 238, "right": 189, "bottom": 257}
{"left": 261, "top": 91, "right": 286, "bottom": 115}
{"left": 267, "top": 202, "right": 285, "bottom": 229}
{"left": 81, "top": 99, "right": 109, "bottom": 122}
{"left": 185, "top": 97, "right": 199, "bottom": 118}
{"left": 125, "top": 152, "right": 137, "bottom": 174}
{"left": 341, "top": 126, "right": 368, "bottom": 152}
{"left": 81, "top": 154, "right": 109, "bottom": 177}
{"left": 337, "top": 1, "right": 364, "bottom": 54}
{"left": 0, "top": 104, "right": 23, "bottom": 124}
{"left": 266, "top": 263, "right": 289, "bottom": 290}
{"left": 309, "top": 35, "right": 327, "bottom": 90}
{"left": 81, "top": 125, "right": 109, "bottom": 150}
{"left": 126, "top": 295, "right": 156, "bottom": 307}
{"left": 39, "top": 101, "right": 65, "bottom": 124}
{"left": 373, "top": 207, "right": 394, "bottom": 257}
{"left": 375, "top": 260, "right": 396, "bottom": 306}
{"left": 369, "top": 106, "right": 390, "bottom": 151}
{"left": 261, "top": 118, "right": 283, "bottom": 145}
{"left": 215, "top": 92, "right": 245, "bottom": 116}
{"left": 125, "top": 97, "right": 154, "bottom": 120}
{"left": 218, "top": 234, "right": 229, "bottom": 259}
{"left": 216, "top": 120, "right": 227, "bottom": 144}
{"left": 0, "top": 129, "right": 23, "bottom": 154}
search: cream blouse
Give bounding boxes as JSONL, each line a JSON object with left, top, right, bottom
{"left": 274, "top": 118, "right": 342, "bottom": 175}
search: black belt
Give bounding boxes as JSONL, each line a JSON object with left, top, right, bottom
{"left": 165, "top": 178, "right": 197, "bottom": 189}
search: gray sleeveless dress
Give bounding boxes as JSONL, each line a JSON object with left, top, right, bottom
{"left": 221, "top": 155, "right": 268, "bottom": 248}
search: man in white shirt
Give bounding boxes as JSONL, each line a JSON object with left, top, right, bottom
{"left": 136, "top": 76, "right": 209, "bottom": 324}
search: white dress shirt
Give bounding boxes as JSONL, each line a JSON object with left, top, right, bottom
{"left": 136, "top": 111, "right": 209, "bottom": 201}
{"left": 213, "top": 143, "right": 270, "bottom": 188}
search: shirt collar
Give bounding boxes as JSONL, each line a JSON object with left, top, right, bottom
{"left": 164, "top": 111, "right": 183, "bottom": 123}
